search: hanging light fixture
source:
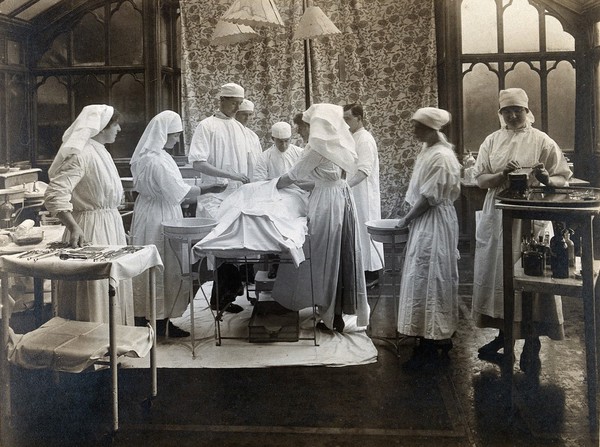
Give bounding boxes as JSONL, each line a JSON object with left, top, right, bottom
{"left": 293, "top": 6, "right": 341, "bottom": 40}
{"left": 210, "top": 21, "right": 260, "bottom": 46}
{"left": 221, "top": 0, "right": 285, "bottom": 28}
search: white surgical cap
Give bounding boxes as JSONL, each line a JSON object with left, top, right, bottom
{"left": 220, "top": 82, "right": 244, "bottom": 98}
{"left": 271, "top": 122, "right": 291, "bottom": 139}
{"left": 499, "top": 88, "right": 529, "bottom": 110}
{"left": 411, "top": 107, "right": 451, "bottom": 131}
{"left": 238, "top": 99, "right": 254, "bottom": 112}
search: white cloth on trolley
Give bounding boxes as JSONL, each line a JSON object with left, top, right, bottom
{"left": 192, "top": 179, "right": 309, "bottom": 267}
{"left": 7, "top": 317, "right": 153, "bottom": 373}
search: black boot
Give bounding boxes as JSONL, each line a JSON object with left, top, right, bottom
{"left": 403, "top": 338, "right": 438, "bottom": 371}
{"left": 435, "top": 339, "right": 454, "bottom": 362}
{"left": 520, "top": 337, "right": 541, "bottom": 374}
{"left": 333, "top": 314, "right": 345, "bottom": 333}
{"left": 478, "top": 331, "right": 504, "bottom": 356}
{"left": 134, "top": 316, "right": 148, "bottom": 327}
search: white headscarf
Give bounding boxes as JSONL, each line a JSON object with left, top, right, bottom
{"left": 130, "top": 111, "right": 183, "bottom": 174}
{"left": 48, "top": 104, "right": 114, "bottom": 178}
{"left": 497, "top": 87, "right": 535, "bottom": 127}
{"left": 411, "top": 107, "right": 451, "bottom": 131}
{"left": 302, "top": 103, "right": 357, "bottom": 176}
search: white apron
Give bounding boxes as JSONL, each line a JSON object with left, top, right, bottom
{"left": 471, "top": 125, "right": 572, "bottom": 338}
{"left": 396, "top": 142, "right": 461, "bottom": 339}
{"left": 44, "top": 140, "right": 133, "bottom": 324}
{"left": 131, "top": 150, "right": 190, "bottom": 320}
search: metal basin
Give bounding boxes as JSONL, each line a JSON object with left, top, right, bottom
{"left": 162, "top": 217, "right": 217, "bottom": 240}
{"left": 366, "top": 219, "right": 409, "bottom": 244}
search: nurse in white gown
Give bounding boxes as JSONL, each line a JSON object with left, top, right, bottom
{"left": 273, "top": 104, "right": 370, "bottom": 333}
{"left": 130, "top": 111, "right": 204, "bottom": 337}
{"left": 395, "top": 107, "right": 461, "bottom": 370}
{"left": 471, "top": 88, "right": 571, "bottom": 373}
{"left": 44, "top": 105, "right": 133, "bottom": 324}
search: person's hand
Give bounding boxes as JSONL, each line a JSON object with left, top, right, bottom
{"left": 231, "top": 172, "right": 250, "bottom": 184}
{"left": 532, "top": 162, "right": 550, "bottom": 185}
{"left": 68, "top": 225, "right": 86, "bottom": 248}
{"left": 396, "top": 217, "right": 408, "bottom": 229}
{"left": 502, "top": 160, "right": 520, "bottom": 177}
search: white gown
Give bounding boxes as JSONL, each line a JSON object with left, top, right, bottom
{"left": 188, "top": 112, "right": 250, "bottom": 219}
{"left": 397, "top": 141, "right": 461, "bottom": 340}
{"left": 471, "top": 124, "right": 572, "bottom": 338}
{"left": 254, "top": 144, "right": 304, "bottom": 181}
{"left": 271, "top": 148, "right": 370, "bottom": 329}
{"left": 131, "top": 150, "right": 190, "bottom": 320}
{"left": 44, "top": 140, "right": 133, "bottom": 324}
{"left": 350, "top": 128, "right": 384, "bottom": 272}
{"left": 242, "top": 126, "right": 263, "bottom": 181}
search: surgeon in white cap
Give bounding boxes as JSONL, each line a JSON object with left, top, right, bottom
{"left": 235, "top": 99, "right": 262, "bottom": 181}
{"left": 472, "top": 87, "right": 572, "bottom": 375}
{"left": 395, "top": 107, "right": 461, "bottom": 371}
{"left": 187, "top": 81, "right": 251, "bottom": 313}
{"left": 254, "top": 121, "right": 304, "bottom": 181}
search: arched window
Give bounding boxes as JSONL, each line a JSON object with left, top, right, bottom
{"left": 33, "top": 0, "right": 182, "bottom": 166}
{"left": 459, "top": 0, "right": 575, "bottom": 155}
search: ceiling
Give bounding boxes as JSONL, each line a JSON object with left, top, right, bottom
{"left": 0, "top": 0, "right": 63, "bottom": 22}
{"left": 0, "top": 0, "right": 598, "bottom": 24}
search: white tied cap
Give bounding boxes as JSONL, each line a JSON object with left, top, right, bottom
{"left": 238, "top": 99, "right": 254, "bottom": 112}
{"left": 411, "top": 107, "right": 451, "bottom": 131}
{"left": 271, "top": 122, "right": 291, "bottom": 139}
{"left": 220, "top": 82, "right": 244, "bottom": 98}
{"left": 499, "top": 88, "right": 529, "bottom": 110}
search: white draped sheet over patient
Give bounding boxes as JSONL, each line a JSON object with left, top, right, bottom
{"left": 191, "top": 179, "right": 309, "bottom": 268}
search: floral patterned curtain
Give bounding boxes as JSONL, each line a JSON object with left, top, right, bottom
{"left": 180, "top": 0, "right": 438, "bottom": 218}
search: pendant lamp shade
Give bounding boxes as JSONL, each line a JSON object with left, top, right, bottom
{"left": 211, "top": 20, "right": 260, "bottom": 46}
{"left": 221, "top": 0, "right": 284, "bottom": 28}
{"left": 293, "top": 6, "right": 341, "bottom": 40}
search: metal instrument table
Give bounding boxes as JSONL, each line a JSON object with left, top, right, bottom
{"left": 0, "top": 244, "right": 161, "bottom": 437}
{"left": 497, "top": 201, "right": 600, "bottom": 434}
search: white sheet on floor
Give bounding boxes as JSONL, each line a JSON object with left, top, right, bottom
{"left": 121, "top": 282, "right": 378, "bottom": 369}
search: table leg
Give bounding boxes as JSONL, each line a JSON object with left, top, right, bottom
{"left": 502, "top": 211, "right": 515, "bottom": 384}
{"left": 149, "top": 267, "right": 157, "bottom": 397}
{"left": 33, "top": 278, "right": 44, "bottom": 327}
{"left": 108, "top": 285, "right": 118, "bottom": 432}
{"left": 1, "top": 272, "right": 12, "bottom": 440}
{"left": 581, "top": 216, "right": 598, "bottom": 432}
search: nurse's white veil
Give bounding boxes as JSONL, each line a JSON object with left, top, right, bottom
{"left": 302, "top": 103, "right": 358, "bottom": 177}
{"left": 129, "top": 110, "right": 183, "bottom": 178}
{"left": 48, "top": 104, "right": 114, "bottom": 178}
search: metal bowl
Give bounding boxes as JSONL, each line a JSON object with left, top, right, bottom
{"left": 365, "top": 219, "right": 409, "bottom": 244}
{"left": 162, "top": 217, "right": 217, "bottom": 239}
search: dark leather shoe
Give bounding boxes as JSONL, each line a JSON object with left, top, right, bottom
{"left": 166, "top": 322, "right": 190, "bottom": 338}
{"left": 520, "top": 337, "right": 542, "bottom": 374}
{"left": 225, "top": 303, "right": 244, "bottom": 313}
{"left": 478, "top": 336, "right": 504, "bottom": 355}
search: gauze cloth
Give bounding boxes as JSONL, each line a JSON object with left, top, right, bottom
{"left": 48, "top": 105, "right": 114, "bottom": 178}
